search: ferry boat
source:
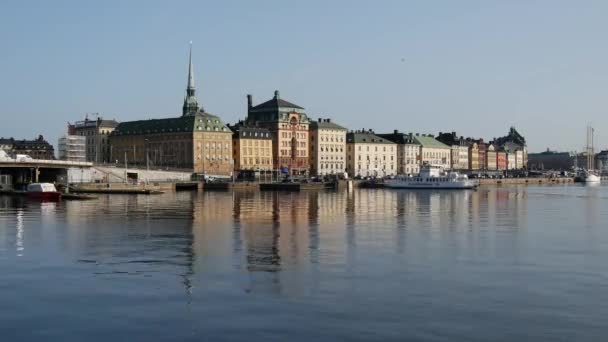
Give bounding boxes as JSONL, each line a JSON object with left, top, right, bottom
{"left": 385, "top": 165, "right": 478, "bottom": 189}
{"left": 26, "top": 183, "right": 62, "bottom": 201}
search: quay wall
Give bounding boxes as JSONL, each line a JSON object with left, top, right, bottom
{"left": 478, "top": 177, "right": 575, "bottom": 186}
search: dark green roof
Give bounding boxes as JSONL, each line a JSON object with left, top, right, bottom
{"left": 310, "top": 119, "right": 346, "bottom": 130}
{"left": 377, "top": 132, "right": 418, "bottom": 145}
{"left": 112, "top": 112, "right": 231, "bottom": 136}
{"left": 346, "top": 131, "right": 395, "bottom": 144}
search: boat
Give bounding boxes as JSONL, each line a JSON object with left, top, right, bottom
{"left": 580, "top": 125, "right": 602, "bottom": 184}
{"left": 385, "top": 165, "right": 478, "bottom": 189}
{"left": 26, "top": 183, "right": 62, "bottom": 201}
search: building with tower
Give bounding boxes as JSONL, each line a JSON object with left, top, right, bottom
{"left": 244, "top": 91, "right": 310, "bottom": 175}
{"left": 109, "top": 44, "right": 233, "bottom": 176}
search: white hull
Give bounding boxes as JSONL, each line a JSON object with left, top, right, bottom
{"left": 385, "top": 180, "right": 478, "bottom": 189}
{"left": 584, "top": 174, "right": 601, "bottom": 183}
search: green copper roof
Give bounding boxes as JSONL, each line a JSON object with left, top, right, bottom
{"left": 112, "top": 112, "right": 231, "bottom": 136}
{"left": 413, "top": 135, "right": 450, "bottom": 148}
{"left": 346, "top": 132, "right": 395, "bottom": 144}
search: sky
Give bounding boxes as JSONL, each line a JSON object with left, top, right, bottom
{"left": 1, "top": 0, "right": 607, "bottom": 153}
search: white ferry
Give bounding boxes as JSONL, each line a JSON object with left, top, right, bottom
{"left": 385, "top": 165, "right": 478, "bottom": 189}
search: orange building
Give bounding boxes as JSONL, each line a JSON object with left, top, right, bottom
{"left": 245, "top": 91, "right": 310, "bottom": 175}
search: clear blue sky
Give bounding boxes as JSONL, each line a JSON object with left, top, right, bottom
{"left": 1, "top": 0, "right": 607, "bottom": 152}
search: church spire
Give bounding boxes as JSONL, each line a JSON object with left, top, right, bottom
{"left": 182, "top": 41, "right": 200, "bottom": 116}
{"left": 187, "top": 42, "right": 195, "bottom": 91}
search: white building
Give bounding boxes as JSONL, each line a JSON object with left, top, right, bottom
{"left": 58, "top": 135, "right": 86, "bottom": 162}
{"left": 309, "top": 118, "right": 347, "bottom": 176}
{"left": 413, "top": 134, "right": 451, "bottom": 169}
{"left": 377, "top": 131, "right": 421, "bottom": 175}
{"left": 346, "top": 130, "right": 397, "bottom": 177}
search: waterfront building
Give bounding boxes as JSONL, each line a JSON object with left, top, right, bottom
{"left": 58, "top": 135, "right": 86, "bottom": 162}
{"left": 377, "top": 130, "right": 421, "bottom": 175}
{"left": 11, "top": 135, "right": 55, "bottom": 159}
{"left": 527, "top": 149, "right": 574, "bottom": 170}
{"left": 496, "top": 150, "right": 507, "bottom": 170}
{"left": 414, "top": 134, "right": 450, "bottom": 169}
{"left": 486, "top": 144, "right": 497, "bottom": 170}
{"left": 467, "top": 140, "right": 479, "bottom": 171}
{"left": 245, "top": 91, "right": 310, "bottom": 175}
{"left": 346, "top": 130, "right": 397, "bottom": 177}
{"left": 477, "top": 139, "right": 488, "bottom": 171}
{"left": 494, "top": 127, "right": 528, "bottom": 169}
{"left": 436, "top": 132, "right": 469, "bottom": 170}
{"left": 507, "top": 152, "right": 516, "bottom": 170}
{"left": 230, "top": 123, "right": 273, "bottom": 172}
{"left": 109, "top": 45, "right": 233, "bottom": 176}
{"left": 69, "top": 115, "right": 118, "bottom": 163}
{"left": 309, "top": 118, "right": 347, "bottom": 176}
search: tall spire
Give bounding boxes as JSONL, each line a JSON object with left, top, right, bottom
{"left": 182, "top": 41, "right": 200, "bottom": 116}
{"left": 187, "top": 41, "right": 195, "bottom": 91}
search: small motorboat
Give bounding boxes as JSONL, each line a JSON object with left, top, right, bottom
{"left": 26, "top": 183, "right": 62, "bottom": 201}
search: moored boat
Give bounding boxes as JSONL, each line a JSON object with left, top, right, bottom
{"left": 26, "top": 183, "right": 62, "bottom": 201}
{"left": 385, "top": 165, "right": 478, "bottom": 189}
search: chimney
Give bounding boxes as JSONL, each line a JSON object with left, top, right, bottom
{"left": 394, "top": 129, "right": 398, "bottom": 134}
{"left": 326, "top": 119, "right": 331, "bottom": 123}
{"left": 318, "top": 118, "right": 322, "bottom": 122}
{"left": 274, "top": 90, "right": 280, "bottom": 99}
{"left": 247, "top": 94, "right": 252, "bottom": 110}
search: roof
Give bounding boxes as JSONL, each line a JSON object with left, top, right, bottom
{"left": 228, "top": 123, "right": 272, "bottom": 139}
{"left": 377, "top": 132, "right": 418, "bottom": 145}
{"left": 346, "top": 131, "right": 395, "bottom": 144}
{"left": 13, "top": 136, "right": 54, "bottom": 150}
{"left": 112, "top": 111, "right": 231, "bottom": 136}
{"left": 250, "top": 91, "right": 304, "bottom": 111}
{"left": 413, "top": 135, "right": 450, "bottom": 149}
{"left": 310, "top": 119, "right": 346, "bottom": 131}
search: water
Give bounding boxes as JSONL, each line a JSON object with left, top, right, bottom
{"left": 1, "top": 185, "right": 607, "bottom": 341}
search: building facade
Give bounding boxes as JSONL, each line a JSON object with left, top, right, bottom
{"left": 468, "top": 140, "right": 479, "bottom": 171}
{"left": 494, "top": 127, "right": 528, "bottom": 169}
{"left": 346, "top": 130, "right": 397, "bottom": 177}
{"left": 12, "top": 135, "right": 55, "bottom": 159}
{"left": 69, "top": 116, "right": 118, "bottom": 163}
{"left": 245, "top": 91, "right": 310, "bottom": 175}
{"left": 486, "top": 144, "right": 497, "bottom": 170}
{"left": 507, "top": 152, "right": 516, "bottom": 170}
{"left": 413, "top": 134, "right": 450, "bottom": 169}
{"left": 309, "top": 118, "right": 347, "bottom": 176}
{"left": 477, "top": 140, "right": 488, "bottom": 171}
{"left": 436, "top": 132, "right": 469, "bottom": 170}
{"left": 377, "top": 131, "right": 421, "bottom": 175}
{"left": 496, "top": 150, "right": 507, "bottom": 170}
{"left": 230, "top": 123, "right": 273, "bottom": 172}
{"left": 58, "top": 135, "right": 86, "bottom": 162}
{"left": 527, "top": 149, "right": 574, "bottom": 170}
{"left": 109, "top": 45, "right": 233, "bottom": 176}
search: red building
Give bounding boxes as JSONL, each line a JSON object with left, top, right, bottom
{"left": 496, "top": 150, "right": 507, "bottom": 170}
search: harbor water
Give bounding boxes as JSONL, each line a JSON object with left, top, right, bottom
{"left": 1, "top": 185, "right": 607, "bottom": 341}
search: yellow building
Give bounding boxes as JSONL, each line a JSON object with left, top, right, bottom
{"left": 109, "top": 45, "right": 233, "bottom": 177}
{"left": 468, "top": 141, "right": 479, "bottom": 170}
{"left": 486, "top": 144, "right": 497, "bottom": 170}
{"left": 346, "top": 130, "right": 397, "bottom": 177}
{"left": 413, "top": 134, "right": 451, "bottom": 169}
{"left": 231, "top": 124, "right": 273, "bottom": 172}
